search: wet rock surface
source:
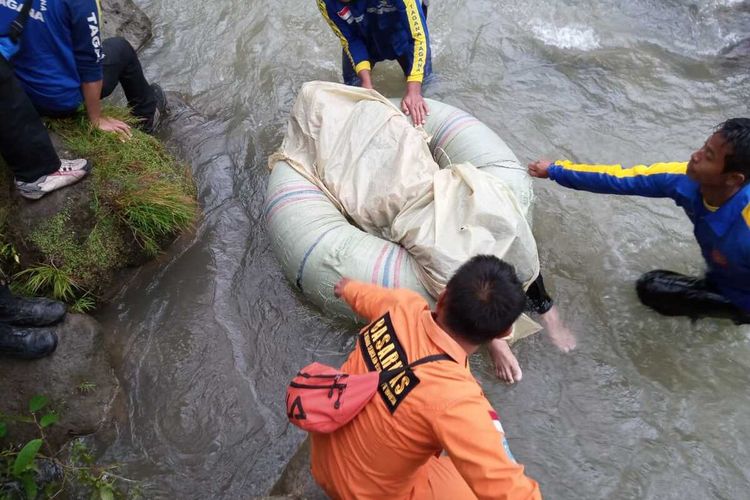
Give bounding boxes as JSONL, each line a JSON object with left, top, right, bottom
{"left": 0, "top": 0, "right": 154, "bottom": 452}
{"left": 269, "top": 438, "right": 326, "bottom": 500}
{"left": 0, "top": 314, "right": 119, "bottom": 451}
{"left": 101, "top": 0, "right": 152, "bottom": 50}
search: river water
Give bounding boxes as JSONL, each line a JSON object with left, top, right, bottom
{"left": 97, "top": 0, "right": 750, "bottom": 498}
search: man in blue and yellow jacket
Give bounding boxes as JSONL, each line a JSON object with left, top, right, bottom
{"left": 529, "top": 118, "right": 750, "bottom": 324}
{"left": 317, "top": 0, "right": 432, "bottom": 125}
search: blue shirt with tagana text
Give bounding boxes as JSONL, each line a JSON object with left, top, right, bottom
{"left": 0, "top": 0, "right": 104, "bottom": 111}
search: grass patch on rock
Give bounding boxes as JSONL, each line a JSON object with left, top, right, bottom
{"left": 0, "top": 107, "right": 197, "bottom": 310}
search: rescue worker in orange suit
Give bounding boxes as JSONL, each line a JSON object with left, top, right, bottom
{"left": 311, "top": 255, "right": 542, "bottom": 499}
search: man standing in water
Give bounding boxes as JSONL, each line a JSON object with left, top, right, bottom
{"left": 311, "top": 256, "right": 541, "bottom": 499}
{"left": 528, "top": 118, "right": 750, "bottom": 324}
{"left": 316, "top": 0, "right": 432, "bottom": 125}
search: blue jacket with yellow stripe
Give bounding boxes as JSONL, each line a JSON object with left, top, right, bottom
{"left": 317, "top": 0, "right": 430, "bottom": 83}
{"left": 549, "top": 160, "right": 750, "bottom": 312}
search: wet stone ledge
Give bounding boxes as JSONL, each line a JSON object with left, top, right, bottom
{"left": 0, "top": 0, "right": 188, "bottom": 460}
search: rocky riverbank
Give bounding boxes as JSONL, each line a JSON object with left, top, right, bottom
{"left": 0, "top": 0, "right": 199, "bottom": 496}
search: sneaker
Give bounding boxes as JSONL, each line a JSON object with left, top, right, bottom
{"left": 14, "top": 158, "right": 91, "bottom": 200}
{"left": 144, "top": 83, "right": 168, "bottom": 134}
{"left": 0, "top": 285, "right": 67, "bottom": 327}
{"left": 0, "top": 322, "right": 58, "bottom": 359}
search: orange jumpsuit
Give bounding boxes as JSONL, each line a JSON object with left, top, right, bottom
{"left": 310, "top": 281, "right": 542, "bottom": 500}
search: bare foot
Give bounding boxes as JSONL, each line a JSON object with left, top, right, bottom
{"left": 540, "top": 306, "right": 576, "bottom": 352}
{"left": 489, "top": 338, "right": 522, "bottom": 384}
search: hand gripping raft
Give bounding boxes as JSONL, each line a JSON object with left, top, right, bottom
{"left": 266, "top": 82, "right": 540, "bottom": 341}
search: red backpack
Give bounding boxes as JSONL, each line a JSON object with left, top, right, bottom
{"left": 286, "top": 353, "right": 451, "bottom": 433}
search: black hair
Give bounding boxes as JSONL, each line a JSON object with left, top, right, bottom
{"left": 717, "top": 118, "right": 750, "bottom": 181}
{"left": 442, "top": 255, "right": 526, "bottom": 345}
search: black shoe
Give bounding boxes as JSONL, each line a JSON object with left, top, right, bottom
{"left": 153, "top": 83, "right": 167, "bottom": 114}
{"left": 733, "top": 311, "right": 750, "bottom": 325}
{"left": 0, "top": 286, "right": 66, "bottom": 326}
{"left": 144, "top": 83, "right": 168, "bottom": 134}
{"left": 0, "top": 322, "right": 58, "bottom": 359}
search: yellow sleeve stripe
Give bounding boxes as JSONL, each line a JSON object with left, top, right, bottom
{"left": 742, "top": 203, "right": 750, "bottom": 228}
{"left": 555, "top": 160, "right": 688, "bottom": 178}
{"left": 403, "top": 0, "right": 427, "bottom": 81}
{"left": 355, "top": 61, "right": 371, "bottom": 73}
{"left": 317, "top": 0, "right": 357, "bottom": 71}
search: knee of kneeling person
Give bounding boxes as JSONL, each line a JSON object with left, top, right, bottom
{"left": 103, "top": 36, "right": 137, "bottom": 60}
{"left": 635, "top": 271, "right": 662, "bottom": 305}
{"left": 636, "top": 270, "right": 657, "bottom": 289}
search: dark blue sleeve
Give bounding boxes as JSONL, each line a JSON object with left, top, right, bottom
{"left": 395, "top": 0, "right": 429, "bottom": 82}
{"left": 549, "top": 160, "right": 688, "bottom": 199}
{"left": 67, "top": 0, "right": 103, "bottom": 82}
{"left": 317, "top": 0, "right": 370, "bottom": 74}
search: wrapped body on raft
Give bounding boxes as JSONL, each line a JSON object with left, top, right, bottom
{"left": 266, "top": 81, "right": 541, "bottom": 341}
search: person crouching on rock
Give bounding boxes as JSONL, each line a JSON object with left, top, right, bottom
{"left": 0, "top": 0, "right": 168, "bottom": 141}
{"left": 0, "top": 0, "right": 90, "bottom": 200}
{"left": 311, "top": 255, "right": 542, "bottom": 499}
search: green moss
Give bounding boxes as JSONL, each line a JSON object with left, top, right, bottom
{"left": 19, "top": 211, "right": 125, "bottom": 301}
{"left": 2, "top": 106, "right": 197, "bottom": 308}
{"left": 50, "top": 109, "right": 196, "bottom": 257}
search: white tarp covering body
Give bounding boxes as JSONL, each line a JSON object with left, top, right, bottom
{"left": 267, "top": 81, "right": 540, "bottom": 341}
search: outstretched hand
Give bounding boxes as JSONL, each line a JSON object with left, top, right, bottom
{"left": 401, "top": 82, "right": 429, "bottom": 126}
{"left": 528, "top": 159, "right": 553, "bottom": 179}
{"left": 334, "top": 277, "right": 351, "bottom": 298}
{"left": 94, "top": 116, "right": 132, "bottom": 140}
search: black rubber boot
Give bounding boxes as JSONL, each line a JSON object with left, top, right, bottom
{"left": 0, "top": 285, "right": 66, "bottom": 326}
{"left": 0, "top": 322, "right": 58, "bottom": 359}
{"left": 636, "top": 270, "right": 747, "bottom": 323}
